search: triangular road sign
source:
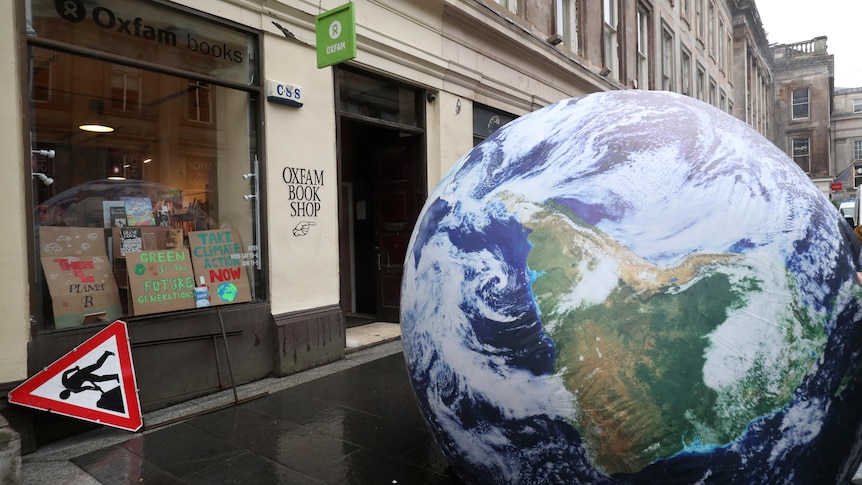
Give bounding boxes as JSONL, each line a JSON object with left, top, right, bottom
{"left": 9, "top": 320, "right": 142, "bottom": 431}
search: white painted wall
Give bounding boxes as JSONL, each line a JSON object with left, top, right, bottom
{"left": 0, "top": 0, "right": 32, "bottom": 382}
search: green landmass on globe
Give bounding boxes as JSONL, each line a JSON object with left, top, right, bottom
{"left": 217, "top": 282, "right": 238, "bottom": 302}
{"left": 518, "top": 198, "right": 828, "bottom": 474}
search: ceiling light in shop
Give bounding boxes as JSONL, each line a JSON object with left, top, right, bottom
{"left": 78, "top": 123, "right": 115, "bottom": 133}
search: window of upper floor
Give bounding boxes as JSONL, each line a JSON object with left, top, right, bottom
{"left": 792, "top": 137, "right": 811, "bottom": 173}
{"left": 555, "top": 0, "right": 579, "bottom": 53}
{"left": 636, "top": 4, "right": 650, "bottom": 89}
{"left": 494, "top": 0, "right": 519, "bottom": 14}
{"left": 661, "top": 25, "right": 675, "bottom": 92}
{"left": 695, "top": 0, "right": 705, "bottom": 43}
{"left": 681, "top": 0, "right": 691, "bottom": 26}
{"left": 707, "top": 1, "right": 716, "bottom": 59}
{"left": 681, "top": 45, "right": 692, "bottom": 96}
{"left": 854, "top": 139, "right": 862, "bottom": 161}
{"left": 792, "top": 88, "right": 810, "bottom": 119}
{"left": 603, "top": 0, "right": 620, "bottom": 80}
{"left": 709, "top": 77, "right": 717, "bottom": 106}
{"left": 853, "top": 98, "right": 862, "bottom": 113}
{"left": 718, "top": 19, "right": 726, "bottom": 73}
{"left": 726, "top": 33, "right": 733, "bottom": 83}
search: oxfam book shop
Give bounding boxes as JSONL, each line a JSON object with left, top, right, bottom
{"left": 24, "top": 0, "right": 274, "bottom": 423}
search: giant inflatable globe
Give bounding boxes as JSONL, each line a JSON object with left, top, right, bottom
{"left": 401, "top": 91, "right": 862, "bottom": 484}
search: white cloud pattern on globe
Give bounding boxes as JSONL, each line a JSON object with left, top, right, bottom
{"left": 401, "top": 91, "right": 862, "bottom": 484}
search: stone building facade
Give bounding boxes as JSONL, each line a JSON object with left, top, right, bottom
{"left": 770, "top": 37, "right": 834, "bottom": 195}
{"left": 832, "top": 88, "right": 862, "bottom": 200}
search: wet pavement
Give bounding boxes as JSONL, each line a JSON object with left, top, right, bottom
{"left": 22, "top": 339, "right": 465, "bottom": 484}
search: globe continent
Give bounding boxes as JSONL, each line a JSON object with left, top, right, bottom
{"left": 401, "top": 91, "right": 862, "bottom": 484}
{"left": 217, "top": 282, "right": 238, "bottom": 302}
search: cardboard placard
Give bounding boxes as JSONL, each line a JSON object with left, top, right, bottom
{"left": 39, "top": 227, "right": 122, "bottom": 328}
{"left": 125, "top": 249, "right": 196, "bottom": 316}
{"left": 188, "top": 228, "right": 252, "bottom": 306}
{"left": 112, "top": 226, "right": 183, "bottom": 258}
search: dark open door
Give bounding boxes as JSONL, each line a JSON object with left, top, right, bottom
{"left": 373, "top": 134, "right": 420, "bottom": 322}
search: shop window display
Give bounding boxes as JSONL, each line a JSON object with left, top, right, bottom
{"left": 29, "top": 48, "right": 262, "bottom": 329}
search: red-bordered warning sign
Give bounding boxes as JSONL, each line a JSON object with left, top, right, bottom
{"left": 9, "top": 320, "right": 142, "bottom": 431}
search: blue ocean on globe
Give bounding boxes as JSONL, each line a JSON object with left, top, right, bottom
{"left": 401, "top": 91, "right": 862, "bottom": 484}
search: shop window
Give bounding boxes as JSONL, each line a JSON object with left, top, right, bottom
{"left": 792, "top": 137, "right": 810, "bottom": 173}
{"left": 473, "top": 104, "right": 517, "bottom": 146}
{"left": 339, "top": 70, "right": 417, "bottom": 126}
{"left": 29, "top": 48, "right": 262, "bottom": 330}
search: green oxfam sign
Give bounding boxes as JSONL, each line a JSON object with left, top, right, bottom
{"left": 316, "top": 2, "right": 357, "bottom": 68}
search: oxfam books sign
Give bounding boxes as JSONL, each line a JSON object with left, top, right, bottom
{"left": 316, "top": 2, "right": 356, "bottom": 68}
{"left": 30, "top": 0, "right": 257, "bottom": 85}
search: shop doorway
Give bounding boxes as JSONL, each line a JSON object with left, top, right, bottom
{"left": 336, "top": 68, "right": 426, "bottom": 324}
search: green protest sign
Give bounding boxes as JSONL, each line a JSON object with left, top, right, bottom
{"left": 316, "top": 2, "right": 356, "bottom": 68}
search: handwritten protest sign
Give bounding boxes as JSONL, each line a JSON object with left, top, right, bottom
{"left": 188, "top": 228, "right": 251, "bottom": 306}
{"left": 125, "top": 249, "right": 196, "bottom": 316}
{"left": 39, "top": 227, "right": 122, "bottom": 328}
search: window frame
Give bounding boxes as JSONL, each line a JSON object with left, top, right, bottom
{"left": 27, "top": 46, "right": 264, "bottom": 330}
{"left": 854, "top": 139, "right": 862, "bottom": 160}
{"left": 636, "top": 5, "right": 650, "bottom": 89}
{"left": 661, "top": 24, "right": 675, "bottom": 92}
{"left": 791, "top": 136, "right": 811, "bottom": 173}
{"left": 110, "top": 65, "right": 143, "bottom": 113}
{"left": 681, "top": 0, "right": 691, "bottom": 26}
{"left": 494, "top": 0, "right": 519, "bottom": 14}
{"left": 707, "top": 1, "right": 716, "bottom": 59}
{"left": 792, "top": 87, "right": 810, "bottom": 120}
{"left": 680, "top": 45, "right": 692, "bottom": 96}
{"left": 853, "top": 98, "right": 862, "bottom": 114}
{"left": 709, "top": 77, "right": 717, "bottom": 106}
{"left": 603, "top": 0, "right": 620, "bottom": 79}
{"left": 555, "top": 0, "right": 579, "bottom": 52}
{"left": 696, "top": 62, "right": 706, "bottom": 100}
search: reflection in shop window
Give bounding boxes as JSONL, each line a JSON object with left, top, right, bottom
{"left": 29, "top": 48, "right": 261, "bottom": 330}
{"left": 188, "top": 80, "right": 212, "bottom": 123}
{"left": 31, "top": 51, "right": 54, "bottom": 103}
{"left": 110, "top": 66, "right": 142, "bottom": 113}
